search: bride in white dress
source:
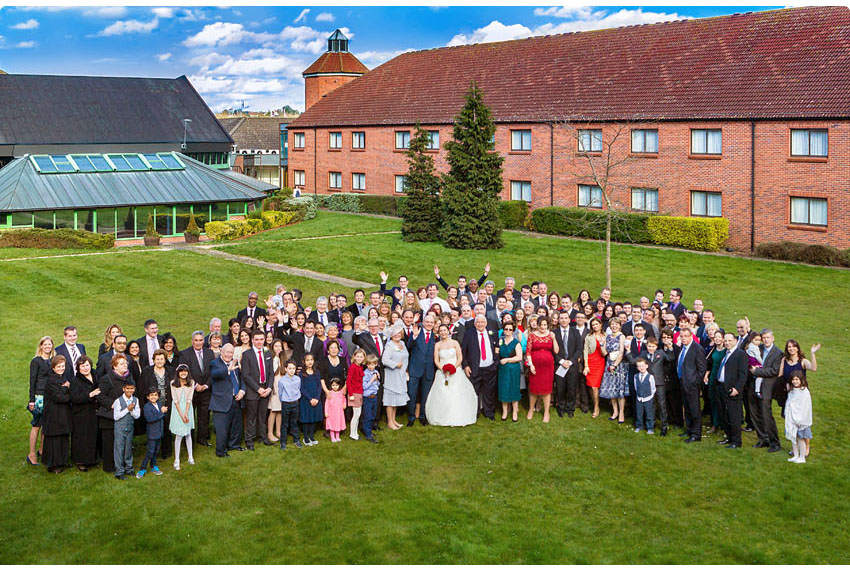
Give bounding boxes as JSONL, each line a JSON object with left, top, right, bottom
{"left": 426, "top": 324, "right": 479, "bottom": 427}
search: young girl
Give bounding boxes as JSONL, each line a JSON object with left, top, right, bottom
{"left": 746, "top": 333, "right": 764, "bottom": 398}
{"left": 346, "top": 349, "right": 366, "bottom": 441}
{"left": 325, "top": 377, "right": 347, "bottom": 442}
{"left": 299, "top": 354, "right": 323, "bottom": 446}
{"left": 267, "top": 339, "right": 284, "bottom": 443}
{"left": 785, "top": 373, "right": 812, "bottom": 464}
{"left": 169, "top": 365, "right": 195, "bottom": 470}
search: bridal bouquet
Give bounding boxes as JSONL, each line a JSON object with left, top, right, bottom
{"left": 442, "top": 363, "right": 456, "bottom": 383}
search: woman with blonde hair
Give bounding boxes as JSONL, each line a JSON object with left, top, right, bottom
{"left": 27, "top": 336, "right": 55, "bottom": 465}
{"left": 98, "top": 324, "right": 122, "bottom": 357}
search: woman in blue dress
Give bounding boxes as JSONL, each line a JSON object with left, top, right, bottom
{"left": 498, "top": 324, "right": 523, "bottom": 422}
{"left": 299, "top": 354, "right": 323, "bottom": 446}
{"left": 599, "top": 318, "right": 628, "bottom": 423}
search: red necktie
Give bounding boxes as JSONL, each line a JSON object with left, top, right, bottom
{"left": 637, "top": 341, "right": 642, "bottom": 353}
{"left": 258, "top": 350, "right": 265, "bottom": 383}
{"left": 374, "top": 336, "right": 381, "bottom": 355}
{"left": 425, "top": 333, "right": 430, "bottom": 344}
{"left": 480, "top": 332, "right": 486, "bottom": 360}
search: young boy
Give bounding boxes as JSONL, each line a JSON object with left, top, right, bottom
{"left": 112, "top": 379, "right": 141, "bottom": 480}
{"left": 137, "top": 388, "right": 167, "bottom": 478}
{"left": 643, "top": 337, "right": 671, "bottom": 436}
{"left": 633, "top": 357, "right": 657, "bottom": 434}
{"left": 361, "top": 355, "right": 380, "bottom": 444}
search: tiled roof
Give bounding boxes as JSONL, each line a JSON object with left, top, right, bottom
{"left": 290, "top": 6, "right": 850, "bottom": 128}
{"left": 0, "top": 75, "right": 233, "bottom": 145}
{"left": 303, "top": 51, "right": 369, "bottom": 76}
{"left": 219, "top": 117, "right": 287, "bottom": 151}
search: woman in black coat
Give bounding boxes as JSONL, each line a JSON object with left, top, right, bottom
{"left": 70, "top": 355, "right": 100, "bottom": 471}
{"left": 27, "top": 336, "right": 54, "bottom": 466}
{"left": 42, "top": 356, "right": 72, "bottom": 473}
{"left": 96, "top": 354, "right": 130, "bottom": 474}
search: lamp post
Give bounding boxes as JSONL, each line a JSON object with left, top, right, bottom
{"left": 182, "top": 118, "right": 192, "bottom": 150}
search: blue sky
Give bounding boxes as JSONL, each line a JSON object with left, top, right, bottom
{"left": 0, "top": 5, "right": 781, "bottom": 112}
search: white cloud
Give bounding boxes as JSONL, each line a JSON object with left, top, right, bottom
{"left": 83, "top": 7, "right": 129, "bottom": 19}
{"left": 189, "top": 52, "right": 229, "bottom": 70}
{"left": 447, "top": 21, "right": 532, "bottom": 46}
{"left": 448, "top": 8, "right": 691, "bottom": 47}
{"left": 294, "top": 8, "right": 310, "bottom": 24}
{"left": 16, "top": 40, "right": 37, "bottom": 48}
{"left": 152, "top": 7, "right": 175, "bottom": 19}
{"left": 241, "top": 48, "right": 277, "bottom": 58}
{"left": 179, "top": 9, "right": 207, "bottom": 22}
{"left": 280, "top": 25, "right": 327, "bottom": 53}
{"left": 11, "top": 19, "right": 39, "bottom": 30}
{"left": 355, "top": 48, "right": 413, "bottom": 70}
{"left": 183, "top": 22, "right": 248, "bottom": 47}
{"left": 211, "top": 54, "right": 301, "bottom": 78}
{"left": 96, "top": 17, "right": 159, "bottom": 37}
{"left": 315, "top": 12, "right": 334, "bottom": 23}
{"left": 157, "top": 52, "right": 172, "bottom": 62}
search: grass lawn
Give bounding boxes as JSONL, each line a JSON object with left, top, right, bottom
{"left": 1, "top": 211, "right": 848, "bottom": 564}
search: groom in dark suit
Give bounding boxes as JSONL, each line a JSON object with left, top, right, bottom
{"left": 674, "top": 327, "right": 707, "bottom": 442}
{"left": 461, "top": 314, "right": 500, "bottom": 420}
{"left": 553, "top": 311, "right": 582, "bottom": 417}
{"left": 55, "top": 326, "right": 86, "bottom": 382}
{"left": 406, "top": 315, "right": 437, "bottom": 426}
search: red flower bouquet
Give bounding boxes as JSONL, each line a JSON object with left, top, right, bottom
{"left": 442, "top": 363, "right": 456, "bottom": 384}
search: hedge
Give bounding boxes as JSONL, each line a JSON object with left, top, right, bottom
{"left": 754, "top": 241, "right": 850, "bottom": 267}
{"left": 530, "top": 207, "right": 651, "bottom": 243}
{"left": 318, "top": 193, "right": 405, "bottom": 216}
{"left": 282, "top": 196, "right": 317, "bottom": 220}
{"left": 498, "top": 200, "right": 530, "bottom": 229}
{"left": 204, "top": 210, "right": 299, "bottom": 240}
{"left": 647, "top": 216, "right": 729, "bottom": 251}
{"left": 0, "top": 228, "right": 115, "bottom": 249}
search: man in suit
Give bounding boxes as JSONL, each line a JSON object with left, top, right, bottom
{"left": 461, "top": 314, "right": 500, "bottom": 420}
{"left": 496, "top": 277, "right": 521, "bottom": 302}
{"left": 346, "top": 289, "right": 368, "bottom": 319}
{"left": 307, "top": 296, "right": 339, "bottom": 328}
{"left": 356, "top": 318, "right": 387, "bottom": 429}
{"left": 55, "top": 325, "right": 86, "bottom": 382}
{"left": 236, "top": 292, "right": 267, "bottom": 324}
{"left": 473, "top": 303, "right": 500, "bottom": 333}
{"left": 572, "top": 312, "right": 591, "bottom": 413}
{"left": 406, "top": 315, "right": 437, "bottom": 426}
{"left": 749, "top": 329, "right": 783, "bottom": 452}
{"left": 667, "top": 288, "right": 687, "bottom": 320}
{"left": 419, "top": 283, "right": 450, "bottom": 314}
{"left": 624, "top": 323, "right": 650, "bottom": 425}
{"left": 534, "top": 281, "right": 549, "bottom": 309}
{"left": 209, "top": 343, "right": 245, "bottom": 457}
{"left": 97, "top": 334, "right": 127, "bottom": 379}
{"left": 734, "top": 317, "right": 758, "bottom": 431}
{"left": 241, "top": 330, "right": 273, "bottom": 449}
{"left": 622, "top": 308, "right": 652, "bottom": 338}
{"left": 179, "top": 330, "right": 215, "bottom": 446}
{"left": 716, "top": 333, "right": 748, "bottom": 449}
{"left": 553, "top": 311, "right": 582, "bottom": 417}
{"left": 434, "top": 263, "right": 490, "bottom": 298}
{"left": 453, "top": 305, "right": 474, "bottom": 343}
{"left": 380, "top": 271, "right": 411, "bottom": 309}
{"left": 400, "top": 309, "right": 417, "bottom": 342}
{"left": 137, "top": 319, "right": 165, "bottom": 367}
{"left": 674, "top": 327, "right": 707, "bottom": 442}
{"left": 282, "top": 320, "right": 324, "bottom": 367}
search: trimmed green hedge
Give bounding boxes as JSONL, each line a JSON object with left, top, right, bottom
{"left": 530, "top": 207, "right": 651, "bottom": 243}
{"left": 0, "top": 228, "right": 115, "bottom": 249}
{"left": 498, "top": 200, "right": 530, "bottom": 229}
{"left": 647, "top": 216, "right": 729, "bottom": 251}
{"left": 755, "top": 241, "right": 850, "bottom": 267}
{"left": 204, "top": 210, "right": 300, "bottom": 241}
{"left": 319, "top": 193, "right": 405, "bottom": 216}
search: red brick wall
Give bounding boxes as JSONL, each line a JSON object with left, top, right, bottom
{"left": 304, "top": 75, "right": 360, "bottom": 111}
{"left": 289, "top": 120, "right": 850, "bottom": 250}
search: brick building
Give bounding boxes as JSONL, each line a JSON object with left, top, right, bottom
{"left": 288, "top": 7, "right": 850, "bottom": 250}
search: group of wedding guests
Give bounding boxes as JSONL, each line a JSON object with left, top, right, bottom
{"left": 26, "top": 265, "right": 820, "bottom": 478}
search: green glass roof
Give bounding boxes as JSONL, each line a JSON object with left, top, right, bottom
{"left": 30, "top": 152, "right": 185, "bottom": 174}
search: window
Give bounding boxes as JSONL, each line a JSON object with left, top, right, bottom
{"left": 54, "top": 210, "right": 75, "bottom": 229}
{"left": 352, "top": 131, "right": 365, "bottom": 149}
{"left": 154, "top": 205, "right": 175, "bottom": 236}
{"left": 631, "top": 129, "right": 658, "bottom": 153}
{"left": 578, "top": 184, "right": 603, "bottom": 208}
{"left": 352, "top": 173, "right": 366, "bottom": 191}
{"left": 790, "top": 197, "right": 827, "bottom": 226}
{"left": 329, "top": 132, "right": 342, "bottom": 149}
{"left": 791, "top": 129, "right": 828, "bottom": 157}
{"left": 10, "top": 212, "right": 33, "bottom": 226}
{"left": 395, "top": 131, "right": 410, "bottom": 149}
{"left": 578, "top": 129, "right": 603, "bottom": 153}
{"left": 51, "top": 156, "right": 75, "bottom": 173}
{"left": 510, "top": 129, "right": 532, "bottom": 151}
{"left": 511, "top": 181, "right": 531, "bottom": 202}
{"left": 691, "top": 129, "right": 722, "bottom": 155}
{"left": 427, "top": 130, "right": 440, "bottom": 150}
{"left": 631, "top": 188, "right": 658, "bottom": 212}
{"left": 691, "top": 191, "right": 722, "bottom": 217}
{"left": 293, "top": 170, "right": 306, "bottom": 187}
{"left": 293, "top": 132, "right": 305, "bottom": 148}
{"left": 488, "top": 134, "right": 496, "bottom": 151}
{"left": 329, "top": 172, "right": 342, "bottom": 189}
{"left": 210, "top": 203, "right": 228, "bottom": 222}
{"left": 395, "top": 175, "right": 408, "bottom": 194}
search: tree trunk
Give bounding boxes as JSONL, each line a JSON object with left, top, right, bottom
{"left": 605, "top": 209, "right": 612, "bottom": 290}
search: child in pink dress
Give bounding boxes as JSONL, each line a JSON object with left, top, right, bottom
{"left": 324, "top": 378, "right": 347, "bottom": 442}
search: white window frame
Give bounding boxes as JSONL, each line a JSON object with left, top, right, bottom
{"left": 352, "top": 131, "right": 366, "bottom": 149}
{"left": 578, "top": 129, "right": 603, "bottom": 153}
{"left": 427, "top": 130, "right": 440, "bottom": 150}
{"left": 510, "top": 129, "right": 532, "bottom": 151}
{"left": 352, "top": 172, "right": 366, "bottom": 191}
{"left": 395, "top": 131, "right": 411, "bottom": 149}
{"left": 328, "top": 171, "right": 342, "bottom": 189}
{"left": 790, "top": 197, "right": 827, "bottom": 226}
{"left": 578, "top": 184, "right": 603, "bottom": 208}
{"left": 691, "top": 191, "right": 722, "bottom": 217}
{"left": 631, "top": 129, "right": 658, "bottom": 153}
{"left": 510, "top": 180, "right": 532, "bottom": 202}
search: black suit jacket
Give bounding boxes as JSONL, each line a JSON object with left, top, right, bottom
{"left": 55, "top": 343, "right": 86, "bottom": 382}
{"left": 461, "top": 326, "right": 500, "bottom": 377}
{"left": 240, "top": 346, "right": 273, "bottom": 400}
{"left": 236, "top": 306, "right": 267, "bottom": 324}
{"left": 622, "top": 320, "right": 652, "bottom": 338}
{"left": 136, "top": 334, "right": 165, "bottom": 368}
{"left": 675, "top": 342, "right": 707, "bottom": 387}
{"left": 553, "top": 326, "right": 582, "bottom": 371}
{"left": 752, "top": 345, "right": 782, "bottom": 382}
{"left": 721, "top": 348, "right": 748, "bottom": 397}
{"left": 307, "top": 309, "right": 340, "bottom": 327}
{"left": 355, "top": 331, "right": 386, "bottom": 360}
{"left": 178, "top": 347, "right": 215, "bottom": 390}
{"left": 346, "top": 302, "right": 368, "bottom": 319}
{"left": 282, "top": 331, "right": 325, "bottom": 365}
{"left": 667, "top": 302, "right": 688, "bottom": 320}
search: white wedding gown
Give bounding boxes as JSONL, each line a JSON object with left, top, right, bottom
{"left": 425, "top": 347, "right": 479, "bottom": 427}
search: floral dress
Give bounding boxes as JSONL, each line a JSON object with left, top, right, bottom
{"left": 599, "top": 334, "right": 628, "bottom": 399}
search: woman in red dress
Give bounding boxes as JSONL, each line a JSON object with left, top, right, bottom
{"left": 526, "top": 316, "right": 559, "bottom": 423}
{"left": 583, "top": 317, "right": 607, "bottom": 418}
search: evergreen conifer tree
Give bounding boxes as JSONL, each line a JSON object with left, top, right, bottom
{"left": 440, "top": 82, "right": 504, "bottom": 249}
{"left": 401, "top": 123, "right": 442, "bottom": 242}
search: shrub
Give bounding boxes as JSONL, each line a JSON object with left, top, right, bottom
{"left": 260, "top": 210, "right": 297, "bottom": 229}
{"left": 323, "top": 193, "right": 363, "bottom": 213}
{"left": 283, "top": 196, "right": 317, "bottom": 220}
{"left": 530, "top": 207, "right": 651, "bottom": 243}
{"left": 145, "top": 213, "right": 160, "bottom": 238}
{"left": 498, "top": 200, "right": 530, "bottom": 230}
{"left": 647, "top": 216, "right": 729, "bottom": 251}
{"left": 185, "top": 213, "right": 201, "bottom": 237}
{"left": 360, "top": 194, "right": 400, "bottom": 216}
{"left": 0, "top": 228, "right": 115, "bottom": 249}
{"left": 755, "top": 241, "right": 850, "bottom": 267}
{"left": 396, "top": 196, "right": 408, "bottom": 216}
